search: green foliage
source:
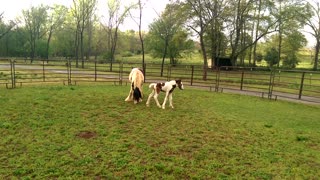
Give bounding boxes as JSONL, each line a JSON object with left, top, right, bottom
{"left": 145, "top": 2, "right": 194, "bottom": 65}
{"left": 35, "top": 39, "right": 47, "bottom": 58}
{"left": 121, "top": 51, "right": 134, "bottom": 57}
{"left": 281, "top": 31, "right": 306, "bottom": 68}
{"left": 255, "top": 52, "right": 263, "bottom": 62}
{"left": 102, "top": 51, "right": 113, "bottom": 62}
{"left": 283, "top": 54, "right": 299, "bottom": 68}
{"left": 145, "top": 20, "right": 194, "bottom": 65}
{"left": 264, "top": 47, "right": 279, "bottom": 67}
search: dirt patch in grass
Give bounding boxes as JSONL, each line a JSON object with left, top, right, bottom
{"left": 76, "top": 131, "right": 97, "bottom": 139}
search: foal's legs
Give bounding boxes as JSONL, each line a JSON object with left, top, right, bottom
{"left": 153, "top": 92, "right": 162, "bottom": 108}
{"left": 146, "top": 90, "right": 155, "bottom": 107}
{"left": 169, "top": 93, "right": 174, "bottom": 109}
{"left": 147, "top": 90, "right": 161, "bottom": 108}
{"left": 161, "top": 92, "right": 170, "bottom": 109}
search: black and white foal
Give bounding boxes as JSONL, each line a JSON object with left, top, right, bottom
{"left": 146, "top": 80, "right": 184, "bottom": 109}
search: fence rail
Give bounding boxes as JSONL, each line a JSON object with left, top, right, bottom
{"left": 1, "top": 59, "right": 319, "bottom": 104}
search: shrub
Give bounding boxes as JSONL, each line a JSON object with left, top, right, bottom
{"left": 264, "top": 47, "right": 279, "bottom": 67}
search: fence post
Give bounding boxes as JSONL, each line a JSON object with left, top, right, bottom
{"left": 240, "top": 70, "right": 244, "bottom": 90}
{"left": 67, "top": 60, "right": 72, "bottom": 85}
{"left": 10, "top": 59, "right": 16, "bottom": 89}
{"left": 94, "top": 60, "right": 97, "bottom": 81}
{"left": 119, "top": 62, "right": 123, "bottom": 85}
{"left": 191, "top": 65, "right": 194, "bottom": 86}
{"left": 215, "top": 67, "right": 220, "bottom": 92}
{"left": 299, "top": 72, "right": 305, "bottom": 99}
{"left": 268, "top": 69, "right": 275, "bottom": 99}
{"left": 143, "top": 63, "right": 146, "bottom": 83}
{"left": 42, "top": 60, "right": 46, "bottom": 82}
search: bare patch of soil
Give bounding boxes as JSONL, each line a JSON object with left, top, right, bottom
{"left": 76, "top": 131, "right": 97, "bottom": 139}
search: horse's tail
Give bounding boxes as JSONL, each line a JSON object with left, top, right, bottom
{"left": 133, "top": 87, "right": 142, "bottom": 102}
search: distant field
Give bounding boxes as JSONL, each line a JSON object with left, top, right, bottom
{"left": 1, "top": 85, "right": 320, "bottom": 179}
{"left": 117, "top": 48, "right": 317, "bottom": 69}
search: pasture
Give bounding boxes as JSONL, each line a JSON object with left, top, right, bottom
{"left": 0, "top": 84, "right": 320, "bottom": 179}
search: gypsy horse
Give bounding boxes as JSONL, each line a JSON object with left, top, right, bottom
{"left": 146, "top": 80, "right": 184, "bottom": 109}
{"left": 125, "top": 68, "right": 144, "bottom": 104}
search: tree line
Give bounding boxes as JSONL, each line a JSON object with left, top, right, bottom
{"left": 0, "top": 0, "right": 320, "bottom": 77}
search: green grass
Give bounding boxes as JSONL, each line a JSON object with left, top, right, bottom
{"left": 0, "top": 84, "right": 320, "bottom": 179}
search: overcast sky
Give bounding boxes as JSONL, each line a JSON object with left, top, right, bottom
{"left": 0, "top": 0, "right": 169, "bottom": 31}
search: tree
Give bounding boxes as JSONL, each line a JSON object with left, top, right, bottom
{"left": 264, "top": 47, "right": 279, "bottom": 67}
{"left": 203, "top": 0, "right": 228, "bottom": 68}
{"left": 273, "top": 0, "right": 307, "bottom": 68}
{"left": 51, "top": 14, "right": 76, "bottom": 58}
{"left": 138, "top": 0, "right": 145, "bottom": 71}
{"left": 302, "top": 1, "right": 320, "bottom": 70}
{"left": 71, "top": 0, "right": 97, "bottom": 68}
{"left": 228, "top": 0, "right": 253, "bottom": 66}
{"left": 183, "top": 0, "right": 210, "bottom": 80}
{"left": 0, "top": 12, "right": 17, "bottom": 40}
{"left": 46, "top": 5, "right": 68, "bottom": 60}
{"left": 167, "top": 30, "right": 194, "bottom": 65}
{"left": 282, "top": 30, "right": 307, "bottom": 68}
{"left": 104, "top": 0, "right": 133, "bottom": 71}
{"left": 146, "top": 21, "right": 194, "bottom": 64}
{"left": 146, "top": 2, "right": 190, "bottom": 76}
{"left": 22, "top": 5, "right": 48, "bottom": 62}
{"left": 226, "top": 0, "right": 277, "bottom": 66}
{"left": 146, "top": 18, "right": 172, "bottom": 76}
{"left": 129, "top": 0, "right": 146, "bottom": 70}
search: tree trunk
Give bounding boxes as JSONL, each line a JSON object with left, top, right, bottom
{"left": 74, "top": 24, "right": 80, "bottom": 67}
{"left": 80, "top": 28, "right": 84, "bottom": 68}
{"left": 110, "top": 27, "right": 119, "bottom": 71}
{"left": 199, "top": 32, "right": 208, "bottom": 80}
{"left": 253, "top": 0, "right": 262, "bottom": 66}
{"left": 277, "top": 1, "right": 282, "bottom": 68}
{"left": 161, "top": 38, "right": 169, "bottom": 77}
{"left": 87, "top": 20, "right": 92, "bottom": 60}
{"left": 46, "top": 28, "right": 53, "bottom": 62}
{"left": 230, "top": 0, "right": 242, "bottom": 66}
{"left": 314, "top": 40, "right": 320, "bottom": 70}
{"left": 138, "top": 0, "right": 145, "bottom": 71}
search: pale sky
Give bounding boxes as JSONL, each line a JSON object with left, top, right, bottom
{"left": 0, "top": 0, "right": 169, "bottom": 31}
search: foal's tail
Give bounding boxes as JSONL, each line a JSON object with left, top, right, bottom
{"left": 149, "top": 83, "right": 156, "bottom": 89}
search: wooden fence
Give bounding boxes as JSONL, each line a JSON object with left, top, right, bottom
{"left": 1, "top": 59, "right": 319, "bottom": 104}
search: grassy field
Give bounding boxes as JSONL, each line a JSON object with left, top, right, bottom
{"left": 0, "top": 84, "right": 320, "bottom": 179}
